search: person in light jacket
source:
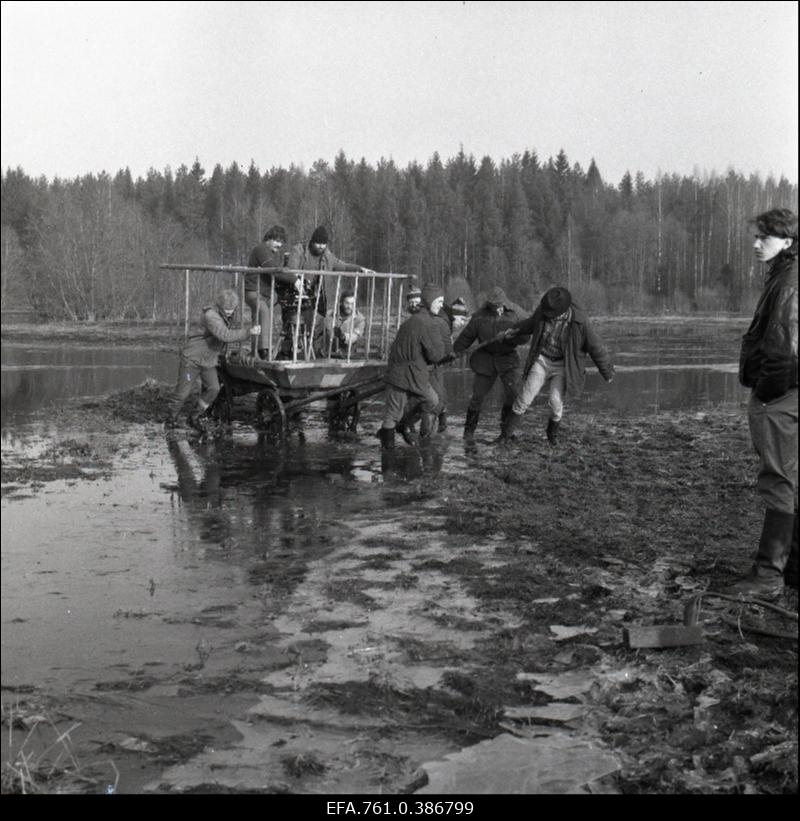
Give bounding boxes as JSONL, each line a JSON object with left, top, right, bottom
{"left": 166, "top": 289, "right": 259, "bottom": 431}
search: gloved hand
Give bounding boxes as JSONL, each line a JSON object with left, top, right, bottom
{"left": 503, "top": 328, "right": 519, "bottom": 340}
{"left": 754, "top": 360, "right": 797, "bottom": 402}
{"left": 250, "top": 324, "right": 262, "bottom": 336}
{"left": 439, "top": 353, "right": 457, "bottom": 365}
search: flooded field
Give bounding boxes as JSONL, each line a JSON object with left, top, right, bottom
{"left": 2, "top": 318, "right": 796, "bottom": 795}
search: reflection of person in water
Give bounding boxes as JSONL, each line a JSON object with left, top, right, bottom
{"left": 166, "top": 438, "right": 228, "bottom": 545}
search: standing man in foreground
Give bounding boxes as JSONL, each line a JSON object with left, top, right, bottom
{"left": 730, "top": 208, "right": 798, "bottom": 597}
{"left": 500, "top": 286, "right": 614, "bottom": 444}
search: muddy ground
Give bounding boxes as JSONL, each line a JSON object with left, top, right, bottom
{"left": 1, "top": 377, "right": 797, "bottom": 796}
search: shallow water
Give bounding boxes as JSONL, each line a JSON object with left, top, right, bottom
{"left": 1, "top": 319, "right": 749, "bottom": 424}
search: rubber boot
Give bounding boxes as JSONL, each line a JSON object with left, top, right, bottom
{"left": 397, "top": 406, "right": 422, "bottom": 445}
{"left": 437, "top": 410, "right": 448, "bottom": 433}
{"left": 189, "top": 409, "right": 210, "bottom": 434}
{"left": 419, "top": 412, "right": 437, "bottom": 442}
{"left": 463, "top": 408, "right": 480, "bottom": 441}
{"left": 546, "top": 418, "right": 561, "bottom": 446}
{"left": 496, "top": 410, "right": 523, "bottom": 443}
{"left": 164, "top": 412, "right": 180, "bottom": 430}
{"left": 728, "top": 508, "right": 795, "bottom": 598}
{"left": 784, "top": 510, "right": 798, "bottom": 590}
{"left": 377, "top": 427, "right": 396, "bottom": 450}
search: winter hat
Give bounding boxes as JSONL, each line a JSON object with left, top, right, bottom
{"left": 310, "top": 225, "right": 329, "bottom": 245}
{"left": 406, "top": 285, "right": 422, "bottom": 300}
{"left": 216, "top": 289, "right": 239, "bottom": 314}
{"left": 540, "top": 286, "right": 572, "bottom": 318}
{"left": 421, "top": 283, "right": 444, "bottom": 308}
{"left": 450, "top": 297, "right": 469, "bottom": 317}
{"left": 485, "top": 286, "right": 508, "bottom": 307}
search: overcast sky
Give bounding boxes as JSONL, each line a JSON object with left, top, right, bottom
{"left": 1, "top": 0, "right": 797, "bottom": 185}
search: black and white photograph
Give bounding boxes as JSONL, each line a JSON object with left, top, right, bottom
{"left": 1, "top": 0, "right": 797, "bottom": 799}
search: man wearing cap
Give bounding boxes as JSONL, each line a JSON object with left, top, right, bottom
{"left": 728, "top": 207, "right": 798, "bottom": 598}
{"left": 378, "top": 283, "right": 448, "bottom": 449}
{"left": 501, "top": 286, "right": 614, "bottom": 444}
{"left": 246, "top": 225, "right": 291, "bottom": 358}
{"left": 452, "top": 286, "right": 530, "bottom": 441}
{"left": 166, "top": 289, "right": 260, "bottom": 432}
{"left": 283, "top": 226, "right": 374, "bottom": 358}
{"left": 405, "top": 284, "right": 423, "bottom": 315}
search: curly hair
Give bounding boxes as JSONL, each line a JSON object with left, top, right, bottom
{"left": 752, "top": 208, "right": 798, "bottom": 240}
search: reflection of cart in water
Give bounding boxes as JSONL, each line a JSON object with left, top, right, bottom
{"left": 160, "top": 264, "right": 409, "bottom": 438}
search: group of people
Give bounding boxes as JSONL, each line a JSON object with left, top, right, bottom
{"left": 245, "top": 224, "right": 373, "bottom": 360}
{"left": 378, "top": 281, "right": 614, "bottom": 449}
{"left": 166, "top": 225, "right": 372, "bottom": 430}
{"left": 165, "top": 208, "right": 798, "bottom": 600}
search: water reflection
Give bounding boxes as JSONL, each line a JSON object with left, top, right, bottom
{"left": 1, "top": 344, "right": 177, "bottom": 424}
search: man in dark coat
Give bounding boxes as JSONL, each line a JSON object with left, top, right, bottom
{"left": 452, "top": 286, "right": 530, "bottom": 441}
{"left": 729, "top": 208, "right": 798, "bottom": 597}
{"left": 245, "top": 225, "right": 290, "bottom": 358}
{"left": 378, "top": 283, "right": 447, "bottom": 449}
{"left": 500, "top": 286, "right": 614, "bottom": 444}
{"left": 283, "top": 226, "right": 373, "bottom": 359}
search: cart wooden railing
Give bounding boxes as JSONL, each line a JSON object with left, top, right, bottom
{"left": 159, "top": 264, "right": 410, "bottom": 363}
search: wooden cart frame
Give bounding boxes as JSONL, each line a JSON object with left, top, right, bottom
{"left": 160, "top": 264, "right": 409, "bottom": 438}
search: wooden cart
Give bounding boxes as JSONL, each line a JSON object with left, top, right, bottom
{"left": 160, "top": 264, "right": 409, "bottom": 438}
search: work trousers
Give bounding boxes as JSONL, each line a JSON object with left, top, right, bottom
{"left": 168, "top": 356, "right": 220, "bottom": 417}
{"left": 747, "top": 388, "right": 798, "bottom": 514}
{"left": 382, "top": 383, "right": 440, "bottom": 428}
{"left": 467, "top": 367, "right": 518, "bottom": 414}
{"left": 512, "top": 355, "right": 566, "bottom": 420}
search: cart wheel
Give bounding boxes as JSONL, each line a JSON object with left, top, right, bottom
{"left": 256, "top": 387, "right": 286, "bottom": 439}
{"left": 327, "top": 390, "right": 361, "bottom": 433}
{"left": 209, "top": 369, "right": 234, "bottom": 425}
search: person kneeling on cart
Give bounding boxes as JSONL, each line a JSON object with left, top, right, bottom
{"left": 324, "top": 290, "right": 366, "bottom": 357}
{"left": 165, "top": 289, "right": 260, "bottom": 432}
{"left": 378, "top": 284, "right": 447, "bottom": 450}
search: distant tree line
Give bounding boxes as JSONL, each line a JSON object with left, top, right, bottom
{"left": 1, "top": 148, "right": 797, "bottom": 320}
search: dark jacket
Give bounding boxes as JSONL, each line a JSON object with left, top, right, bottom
{"left": 514, "top": 305, "right": 614, "bottom": 397}
{"left": 181, "top": 306, "right": 250, "bottom": 369}
{"left": 384, "top": 307, "right": 446, "bottom": 396}
{"left": 286, "top": 242, "right": 362, "bottom": 315}
{"left": 246, "top": 243, "right": 295, "bottom": 299}
{"left": 739, "top": 250, "right": 799, "bottom": 402}
{"left": 453, "top": 305, "right": 530, "bottom": 377}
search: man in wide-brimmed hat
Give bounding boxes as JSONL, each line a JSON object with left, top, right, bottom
{"left": 452, "top": 286, "right": 530, "bottom": 441}
{"left": 500, "top": 286, "right": 614, "bottom": 445}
